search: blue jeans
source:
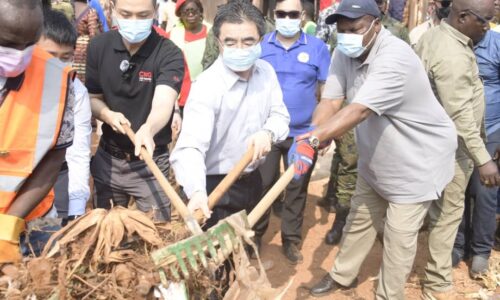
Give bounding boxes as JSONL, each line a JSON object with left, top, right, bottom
{"left": 454, "top": 129, "right": 500, "bottom": 258}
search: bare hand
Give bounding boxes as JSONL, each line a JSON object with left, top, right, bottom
{"left": 478, "top": 160, "right": 500, "bottom": 187}
{"left": 134, "top": 124, "right": 155, "bottom": 158}
{"left": 171, "top": 111, "right": 182, "bottom": 141}
{"left": 103, "top": 110, "right": 130, "bottom": 134}
{"left": 188, "top": 191, "right": 211, "bottom": 218}
{"left": 248, "top": 130, "right": 272, "bottom": 163}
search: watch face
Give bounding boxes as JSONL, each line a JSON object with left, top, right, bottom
{"left": 309, "top": 136, "right": 320, "bottom": 148}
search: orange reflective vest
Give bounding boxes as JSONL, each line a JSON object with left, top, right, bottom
{"left": 0, "top": 46, "right": 74, "bottom": 221}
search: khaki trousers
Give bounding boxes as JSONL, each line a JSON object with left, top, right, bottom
{"left": 423, "top": 158, "right": 474, "bottom": 292}
{"left": 330, "top": 176, "right": 432, "bottom": 300}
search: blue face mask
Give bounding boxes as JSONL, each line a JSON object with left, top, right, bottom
{"left": 116, "top": 18, "right": 153, "bottom": 44}
{"left": 337, "top": 20, "right": 377, "bottom": 58}
{"left": 275, "top": 18, "right": 301, "bottom": 37}
{"left": 222, "top": 43, "right": 262, "bottom": 72}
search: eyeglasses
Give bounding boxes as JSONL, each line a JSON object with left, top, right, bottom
{"left": 180, "top": 8, "right": 201, "bottom": 16}
{"left": 275, "top": 10, "right": 301, "bottom": 19}
{"left": 466, "top": 9, "right": 495, "bottom": 25}
{"left": 218, "top": 38, "right": 260, "bottom": 49}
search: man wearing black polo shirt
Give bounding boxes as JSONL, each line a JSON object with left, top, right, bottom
{"left": 86, "top": 0, "right": 184, "bottom": 221}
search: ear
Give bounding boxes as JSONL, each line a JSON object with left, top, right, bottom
{"left": 300, "top": 10, "right": 306, "bottom": 22}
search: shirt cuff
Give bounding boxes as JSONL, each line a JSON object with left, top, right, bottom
{"left": 472, "top": 147, "right": 492, "bottom": 167}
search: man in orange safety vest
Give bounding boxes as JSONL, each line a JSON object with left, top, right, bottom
{"left": 0, "top": 0, "right": 75, "bottom": 263}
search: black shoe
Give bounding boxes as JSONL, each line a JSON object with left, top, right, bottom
{"left": 325, "top": 207, "right": 349, "bottom": 245}
{"left": 283, "top": 241, "right": 303, "bottom": 264}
{"left": 246, "top": 236, "right": 262, "bottom": 260}
{"left": 310, "top": 274, "right": 357, "bottom": 297}
{"left": 317, "top": 198, "right": 336, "bottom": 213}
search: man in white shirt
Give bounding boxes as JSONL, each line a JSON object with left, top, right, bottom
{"left": 171, "top": 1, "right": 290, "bottom": 233}
{"left": 37, "top": 9, "right": 92, "bottom": 224}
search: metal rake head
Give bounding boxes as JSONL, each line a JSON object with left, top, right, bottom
{"left": 151, "top": 211, "right": 248, "bottom": 282}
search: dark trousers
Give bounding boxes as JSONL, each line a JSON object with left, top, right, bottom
{"left": 256, "top": 138, "right": 317, "bottom": 244}
{"left": 91, "top": 146, "right": 171, "bottom": 221}
{"left": 454, "top": 129, "right": 500, "bottom": 258}
{"left": 204, "top": 170, "right": 264, "bottom": 234}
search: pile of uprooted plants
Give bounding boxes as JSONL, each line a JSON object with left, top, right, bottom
{"left": 0, "top": 207, "right": 223, "bottom": 300}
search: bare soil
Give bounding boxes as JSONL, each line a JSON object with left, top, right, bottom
{"left": 258, "top": 177, "right": 500, "bottom": 300}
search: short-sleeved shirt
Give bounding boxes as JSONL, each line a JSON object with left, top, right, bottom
{"left": 415, "top": 21, "right": 490, "bottom": 166}
{"left": 261, "top": 31, "right": 330, "bottom": 137}
{"left": 323, "top": 27, "right": 457, "bottom": 203}
{"left": 86, "top": 29, "right": 184, "bottom": 150}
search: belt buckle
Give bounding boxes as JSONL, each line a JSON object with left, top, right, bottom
{"left": 0, "top": 150, "right": 9, "bottom": 157}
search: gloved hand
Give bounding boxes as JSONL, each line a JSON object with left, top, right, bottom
{"left": 288, "top": 134, "right": 316, "bottom": 180}
{"left": 188, "top": 191, "right": 211, "bottom": 218}
{"left": 247, "top": 130, "right": 272, "bottom": 163}
{"left": 0, "top": 214, "right": 25, "bottom": 264}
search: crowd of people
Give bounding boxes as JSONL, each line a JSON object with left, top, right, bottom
{"left": 0, "top": 0, "right": 499, "bottom": 298}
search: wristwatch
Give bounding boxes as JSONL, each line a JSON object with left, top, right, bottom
{"left": 262, "top": 129, "right": 275, "bottom": 144}
{"left": 308, "top": 135, "right": 320, "bottom": 150}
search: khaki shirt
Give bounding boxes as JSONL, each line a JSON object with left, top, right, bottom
{"left": 323, "top": 27, "right": 457, "bottom": 203}
{"left": 415, "top": 21, "right": 491, "bottom": 166}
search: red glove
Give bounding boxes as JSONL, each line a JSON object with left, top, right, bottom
{"left": 288, "top": 136, "right": 316, "bottom": 180}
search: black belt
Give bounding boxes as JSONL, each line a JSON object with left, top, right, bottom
{"left": 99, "top": 140, "right": 168, "bottom": 161}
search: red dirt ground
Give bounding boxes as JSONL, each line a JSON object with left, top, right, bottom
{"left": 258, "top": 177, "right": 500, "bottom": 300}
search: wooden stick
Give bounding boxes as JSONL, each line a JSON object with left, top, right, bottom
{"left": 193, "top": 147, "right": 254, "bottom": 222}
{"left": 247, "top": 166, "right": 295, "bottom": 227}
{"left": 123, "top": 125, "right": 203, "bottom": 235}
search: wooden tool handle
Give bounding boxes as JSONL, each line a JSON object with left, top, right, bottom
{"left": 192, "top": 147, "right": 254, "bottom": 222}
{"left": 207, "top": 147, "right": 254, "bottom": 209}
{"left": 247, "top": 166, "right": 295, "bottom": 227}
{"left": 123, "top": 125, "right": 202, "bottom": 234}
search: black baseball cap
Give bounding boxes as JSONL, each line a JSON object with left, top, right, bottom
{"left": 326, "top": 0, "right": 381, "bottom": 24}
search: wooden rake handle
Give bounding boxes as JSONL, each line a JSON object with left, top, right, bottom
{"left": 247, "top": 165, "right": 295, "bottom": 227}
{"left": 123, "top": 125, "right": 203, "bottom": 235}
{"left": 192, "top": 147, "right": 254, "bottom": 222}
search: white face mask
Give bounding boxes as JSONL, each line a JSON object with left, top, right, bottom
{"left": 0, "top": 45, "right": 35, "bottom": 78}
{"left": 116, "top": 17, "right": 153, "bottom": 44}
{"left": 275, "top": 18, "right": 301, "bottom": 37}
{"left": 222, "top": 43, "right": 262, "bottom": 72}
{"left": 336, "top": 20, "right": 377, "bottom": 58}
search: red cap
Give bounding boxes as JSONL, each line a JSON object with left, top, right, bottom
{"left": 175, "top": 0, "right": 187, "bottom": 17}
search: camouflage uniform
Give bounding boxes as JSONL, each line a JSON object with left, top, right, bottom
{"left": 202, "top": 17, "right": 275, "bottom": 70}
{"left": 316, "top": 3, "right": 339, "bottom": 54}
{"left": 333, "top": 129, "right": 358, "bottom": 209}
{"left": 381, "top": 14, "right": 410, "bottom": 44}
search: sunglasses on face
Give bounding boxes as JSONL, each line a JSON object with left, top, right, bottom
{"left": 466, "top": 9, "right": 495, "bottom": 25}
{"left": 275, "top": 10, "right": 301, "bottom": 19}
{"left": 181, "top": 8, "right": 200, "bottom": 16}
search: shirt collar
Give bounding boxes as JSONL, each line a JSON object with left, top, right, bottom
{"left": 267, "top": 31, "right": 308, "bottom": 47}
{"left": 213, "top": 56, "right": 261, "bottom": 88}
{"left": 112, "top": 28, "right": 160, "bottom": 57}
{"left": 440, "top": 20, "right": 474, "bottom": 49}
{"left": 361, "top": 27, "right": 390, "bottom": 66}
{"left": 3, "top": 73, "right": 24, "bottom": 91}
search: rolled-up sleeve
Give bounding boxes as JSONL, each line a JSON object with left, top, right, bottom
{"left": 170, "top": 81, "right": 215, "bottom": 198}
{"left": 262, "top": 70, "right": 290, "bottom": 142}
{"left": 432, "top": 54, "right": 490, "bottom": 166}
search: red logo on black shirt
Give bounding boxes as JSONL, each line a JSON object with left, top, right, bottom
{"left": 139, "top": 71, "right": 152, "bottom": 82}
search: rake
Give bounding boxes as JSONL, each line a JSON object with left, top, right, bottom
{"left": 151, "top": 165, "right": 295, "bottom": 281}
{"left": 124, "top": 125, "right": 256, "bottom": 279}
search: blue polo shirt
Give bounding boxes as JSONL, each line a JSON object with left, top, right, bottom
{"left": 475, "top": 30, "right": 500, "bottom": 136}
{"left": 261, "top": 31, "right": 330, "bottom": 137}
